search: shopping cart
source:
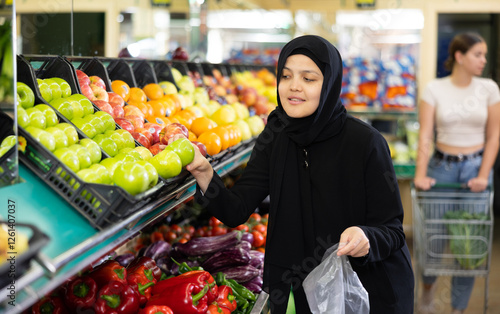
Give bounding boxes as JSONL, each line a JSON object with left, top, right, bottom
{"left": 412, "top": 183, "right": 494, "bottom": 314}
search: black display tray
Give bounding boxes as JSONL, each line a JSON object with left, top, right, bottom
{"left": 0, "top": 110, "right": 17, "bottom": 187}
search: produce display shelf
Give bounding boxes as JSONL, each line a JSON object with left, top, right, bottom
{"left": 0, "top": 143, "right": 255, "bottom": 313}
{"left": 347, "top": 106, "right": 417, "bottom": 120}
{"left": 393, "top": 162, "right": 415, "bottom": 179}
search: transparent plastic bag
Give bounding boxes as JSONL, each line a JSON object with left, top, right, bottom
{"left": 302, "top": 243, "right": 370, "bottom": 314}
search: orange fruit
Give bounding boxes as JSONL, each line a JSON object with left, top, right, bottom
{"left": 161, "top": 95, "right": 178, "bottom": 116}
{"left": 197, "top": 131, "right": 222, "bottom": 156}
{"left": 128, "top": 87, "right": 148, "bottom": 103}
{"left": 151, "top": 116, "right": 172, "bottom": 126}
{"left": 149, "top": 99, "right": 166, "bottom": 117}
{"left": 191, "top": 116, "right": 218, "bottom": 137}
{"left": 143, "top": 83, "right": 164, "bottom": 100}
{"left": 212, "top": 125, "right": 231, "bottom": 151}
{"left": 164, "top": 94, "right": 183, "bottom": 113}
{"left": 111, "top": 80, "right": 131, "bottom": 102}
{"left": 129, "top": 101, "right": 153, "bottom": 118}
{"left": 188, "top": 131, "right": 197, "bottom": 141}
{"left": 226, "top": 124, "right": 242, "bottom": 147}
{"left": 173, "top": 109, "right": 197, "bottom": 129}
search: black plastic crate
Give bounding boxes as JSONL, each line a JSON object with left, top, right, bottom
{"left": 0, "top": 110, "right": 17, "bottom": 187}
{"left": 105, "top": 58, "right": 137, "bottom": 88}
{"left": 130, "top": 60, "right": 158, "bottom": 87}
{"left": 151, "top": 60, "right": 180, "bottom": 90}
{"left": 65, "top": 57, "right": 113, "bottom": 91}
{"left": 170, "top": 61, "right": 189, "bottom": 76}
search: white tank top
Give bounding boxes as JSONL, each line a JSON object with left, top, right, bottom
{"left": 421, "top": 76, "right": 500, "bottom": 147}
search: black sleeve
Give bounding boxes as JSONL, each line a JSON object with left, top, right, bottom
{"left": 354, "top": 131, "right": 406, "bottom": 266}
{"left": 194, "top": 131, "right": 272, "bottom": 227}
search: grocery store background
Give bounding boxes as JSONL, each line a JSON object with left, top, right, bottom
{"left": 6, "top": 0, "right": 500, "bottom": 313}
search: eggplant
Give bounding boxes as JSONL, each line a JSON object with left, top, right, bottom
{"left": 155, "top": 256, "right": 171, "bottom": 276}
{"left": 241, "top": 232, "right": 254, "bottom": 244}
{"left": 217, "top": 265, "right": 260, "bottom": 283}
{"left": 242, "top": 276, "right": 263, "bottom": 293}
{"left": 235, "top": 240, "right": 252, "bottom": 252}
{"left": 144, "top": 240, "right": 171, "bottom": 261}
{"left": 176, "top": 231, "right": 242, "bottom": 256}
{"left": 201, "top": 246, "right": 251, "bottom": 272}
{"left": 114, "top": 253, "right": 135, "bottom": 267}
{"left": 248, "top": 250, "right": 265, "bottom": 269}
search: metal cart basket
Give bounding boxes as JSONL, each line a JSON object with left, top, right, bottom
{"left": 412, "top": 184, "right": 494, "bottom": 314}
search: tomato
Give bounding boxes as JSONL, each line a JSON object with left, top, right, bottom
{"left": 261, "top": 213, "right": 269, "bottom": 226}
{"left": 150, "top": 231, "right": 164, "bottom": 243}
{"left": 209, "top": 216, "right": 223, "bottom": 228}
{"left": 252, "top": 223, "right": 267, "bottom": 235}
{"left": 248, "top": 213, "right": 262, "bottom": 224}
{"left": 158, "top": 225, "right": 170, "bottom": 235}
{"left": 181, "top": 233, "right": 191, "bottom": 241}
{"left": 194, "top": 228, "right": 206, "bottom": 238}
{"left": 184, "top": 225, "right": 195, "bottom": 236}
{"left": 170, "top": 224, "right": 183, "bottom": 235}
{"left": 232, "top": 224, "right": 249, "bottom": 232}
{"left": 164, "top": 231, "right": 177, "bottom": 243}
{"left": 177, "top": 238, "right": 188, "bottom": 244}
{"left": 212, "top": 226, "right": 228, "bottom": 236}
{"left": 256, "top": 247, "right": 265, "bottom": 254}
{"left": 252, "top": 231, "right": 266, "bottom": 248}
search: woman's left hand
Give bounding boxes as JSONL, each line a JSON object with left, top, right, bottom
{"left": 337, "top": 226, "right": 370, "bottom": 258}
{"left": 467, "top": 177, "right": 489, "bottom": 192}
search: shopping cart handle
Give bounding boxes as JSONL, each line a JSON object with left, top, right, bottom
{"left": 432, "top": 183, "right": 468, "bottom": 189}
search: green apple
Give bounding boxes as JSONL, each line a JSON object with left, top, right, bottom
{"left": 88, "top": 163, "right": 111, "bottom": 184}
{"left": 1, "top": 135, "right": 16, "bottom": 149}
{"left": 231, "top": 119, "right": 252, "bottom": 141}
{"left": 104, "top": 130, "right": 125, "bottom": 151}
{"left": 171, "top": 68, "right": 183, "bottom": 85}
{"left": 135, "top": 146, "right": 153, "bottom": 161}
{"left": 93, "top": 134, "right": 118, "bottom": 157}
{"left": 113, "top": 161, "right": 150, "bottom": 195}
{"left": 50, "top": 98, "right": 74, "bottom": 120}
{"left": 166, "top": 137, "right": 194, "bottom": 167}
{"left": 25, "top": 126, "right": 56, "bottom": 151}
{"left": 115, "top": 129, "right": 135, "bottom": 149}
{"left": 68, "top": 144, "right": 92, "bottom": 169}
{"left": 137, "top": 160, "right": 159, "bottom": 188}
{"left": 17, "top": 82, "right": 35, "bottom": 109}
{"left": 45, "top": 126, "right": 69, "bottom": 150}
{"left": 149, "top": 149, "right": 182, "bottom": 179}
{"left": 94, "top": 111, "right": 115, "bottom": 132}
{"left": 37, "top": 78, "right": 52, "bottom": 103}
{"left": 25, "top": 107, "right": 46, "bottom": 129}
{"left": 99, "top": 157, "right": 123, "bottom": 178}
{"left": 79, "top": 138, "right": 102, "bottom": 164}
{"left": 35, "top": 104, "right": 59, "bottom": 128}
{"left": 70, "top": 99, "right": 84, "bottom": 120}
{"left": 84, "top": 114, "right": 106, "bottom": 135}
{"left": 50, "top": 77, "right": 72, "bottom": 98}
{"left": 115, "top": 148, "right": 141, "bottom": 162}
{"left": 245, "top": 115, "right": 265, "bottom": 137}
{"left": 17, "top": 106, "right": 30, "bottom": 129}
{"left": 0, "top": 146, "right": 10, "bottom": 158}
{"left": 76, "top": 168, "right": 101, "bottom": 184}
{"left": 43, "top": 78, "right": 63, "bottom": 100}
{"left": 68, "top": 94, "right": 94, "bottom": 117}
{"left": 53, "top": 147, "right": 80, "bottom": 173}
{"left": 71, "top": 117, "right": 97, "bottom": 139}
{"left": 55, "top": 123, "right": 79, "bottom": 146}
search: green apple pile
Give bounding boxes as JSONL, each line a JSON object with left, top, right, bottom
{"left": 0, "top": 135, "right": 16, "bottom": 158}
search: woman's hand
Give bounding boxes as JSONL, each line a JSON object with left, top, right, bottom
{"left": 337, "top": 227, "right": 370, "bottom": 258}
{"left": 186, "top": 143, "right": 214, "bottom": 192}
{"left": 467, "top": 177, "right": 489, "bottom": 192}
{"left": 414, "top": 176, "right": 436, "bottom": 190}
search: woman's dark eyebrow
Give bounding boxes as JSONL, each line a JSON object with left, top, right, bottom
{"left": 282, "top": 66, "right": 321, "bottom": 76}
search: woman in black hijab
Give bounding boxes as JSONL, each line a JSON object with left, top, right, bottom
{"left": 186, "top": 35, "right": 414, "bottom": 313}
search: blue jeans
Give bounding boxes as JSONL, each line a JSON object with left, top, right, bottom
{"left": 422, "top": 152, "right": 491, "bottom": 310}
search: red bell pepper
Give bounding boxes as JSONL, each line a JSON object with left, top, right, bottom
{"left": 127, "top": 265, "right": 156, "bottom": 306}
{"left": 31, "top": 296, "right": 68, "bottom": 314}
{"left": 146, "top": 282, "right": 209, "bottom": 314}
{"left": 207, "top": 302, "right": 231, "bottom": 314}
{"left": 138, "top": 305, "right": 174, "bottom": 314}
{"left": 151, "top": 270, "right": 218, "bottom": 303}
{"left": 127, "top": 256, "right": 162, "bottom": 282}
{"left": 89, "top": 260, "right": 127, "bottom": 288}
{"left": 216, "top": 285, "right": 237, "bottom": 312}
{"left": 94, "top": 281, "right": 140, "bottom": 314}
{"left": 64, "top": 275, "right": 98, "bottom": 311}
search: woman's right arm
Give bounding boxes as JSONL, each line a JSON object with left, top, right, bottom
{"left": 414, "top": 100, "right": 436, "bottom": 190}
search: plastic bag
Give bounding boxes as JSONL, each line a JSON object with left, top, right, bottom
{"left": 302, "top": 243, "right": 370, "bottom": 314}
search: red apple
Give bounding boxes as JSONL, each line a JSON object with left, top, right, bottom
{"left": 110, "top": 103, "right": 125, "bottom": 118}
{"left": 149, "top": 143, "right": 164, "bottom": 156}
{"left": 91, "top": 84, "right": 109, "bottom": 102}
{"left": 123, "top": 105, "right": 144, "bottom": 118}
{"left": 76, "top": 70, "right": 90, "bottom": 86}
{"left": 134, "top": 127, "right": 154, "bottom": 145}
{"left": 191, "top": 141, "right": 207, "bottom": 157}
{"left": 114, "top": 117, "right": 135, "bottom": 133}
{"left": 239, "top": 87, "right": 258, "bottom": 106}
{"left": 93, "top": 100, "right": 114, "bottom": 116}
{"left": 132, "top": 132, "right": 151, "bottom": 148}
{"left": 172, "top": 47, "right": 189, "bottom": 61}
{"left": 143, "top": 123, "right": 163, "bottom": 144}
{"left": 80, "top": 84, "right": 95, "bottom": 101}
{"left": 108, "top": 92, "right": 125, "bottom": 107}
{"left": 124, "top": 114, "right": 144, "bottom": 130}
{"left": 160, "top": 122, "right": 188, "bottom": 145}
{"left": 90, "top": 75, "right": 106, "bottom": 90}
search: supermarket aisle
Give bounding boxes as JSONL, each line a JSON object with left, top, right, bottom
{"left": 410, "top": 216, "right": 500, "bottom": 313}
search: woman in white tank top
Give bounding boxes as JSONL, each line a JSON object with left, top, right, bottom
{"left": 414, "top": 32, "right": 500, "bottom": 314}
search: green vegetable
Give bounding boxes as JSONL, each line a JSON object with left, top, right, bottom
{"left": 444, "top": 210, "right": 490, "bottom": 269}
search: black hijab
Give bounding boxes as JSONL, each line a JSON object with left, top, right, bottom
{"left": 265, "top": 35, "right": 347, "bottom": 272}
